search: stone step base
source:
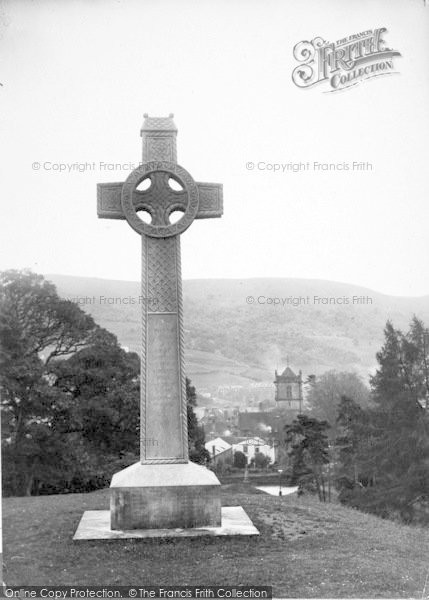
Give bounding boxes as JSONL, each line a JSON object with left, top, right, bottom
{"left": 73, "top": 506, "right": 259, "bottom": 540}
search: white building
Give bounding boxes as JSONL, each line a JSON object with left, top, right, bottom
{"left": 229, "top": 436, "right": 275, "bottom": 464}
{"left": 205, "top": 437, "right": 233, "bottom": 465}
{"left": 208, "top": 435, "right": 276, "bottom": 465}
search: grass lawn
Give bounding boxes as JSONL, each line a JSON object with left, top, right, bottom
{"left": 4, "top": 483, "right": 429, "bottom": 598}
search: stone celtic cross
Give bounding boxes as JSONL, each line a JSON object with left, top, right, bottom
{"left": 97, "top": 114, "right": 223, "bottom": 464}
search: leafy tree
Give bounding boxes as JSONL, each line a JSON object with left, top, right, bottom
{"left": 0, "top": 270, "right": 99, "bottom": 495}
{"left": 285, "top": 414, "right": 330, "bottom": 501}
{"left": 254, "top": 451, "right": 270, "bottom": 469}
{"left": 0, "top": 270, "right": 214, "bottom": 495}
{"left": 0, "top": 270, "right": 97, "bottom": 365}
{"left": 306, "top": 370, "right": 371, "bottom": 439}
{"left": 47, "top": 327, "right": 140, "bottom": 492}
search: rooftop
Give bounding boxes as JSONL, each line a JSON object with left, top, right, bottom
{"left": 281, "top": 366, "right": 297, "bottom": 378}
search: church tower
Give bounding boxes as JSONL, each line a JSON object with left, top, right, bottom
{"left": 274, "top": 364, "right": 303, "bottom": 412}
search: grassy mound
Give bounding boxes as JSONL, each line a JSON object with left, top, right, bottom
{"left": 4, "top": 486, "right": 429, "bottom": 597}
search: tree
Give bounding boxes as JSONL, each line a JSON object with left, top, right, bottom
{"left": 306, "top": 370, "right": 371, "bottom": 439}
{"left": 284, "top": 414, "right": 330, "bottom": 501}
{"left": 233, "top": 450, "right": 247, "bottom": 468}
{"left": 407, "top": 317, "right": 429, "bottom": 409}
{"left": 0, "top": 270, "right": 97, "bottom": 365}
{"left": 0, "top": 270, "right": 99, "bottom": 495}
{"left": 367, "top": 320, "right": 429, "bottom": 520}
{"left": 254, "top": 451, "right": 270, "bottom": 469}
{"left": 186, "top": 378, "right": 210, "bottom": 464}
{"left": 336, "top": 395, "right": 372, "bottom": 486}
{"left": 0, "top": 270, "right": 212, "bottom": 495}
{"left": 47, "top": 327, "right": 140, "bottom": 492}
{"left": 337, "top": 319, "right": 429, "bottom": 522}
{"left": 371, "top": 318, "right": 429, "bottom": 413}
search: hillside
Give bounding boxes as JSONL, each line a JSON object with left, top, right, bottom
{"left": 48, "top": 274, "right": 429, "bottom": 394}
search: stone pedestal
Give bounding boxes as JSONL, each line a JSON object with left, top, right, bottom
{"left": 110, "top": 461, "right": 221, "bottom": 530}
{"left": 71, "top": 114, "right": 260, "bottom": 542}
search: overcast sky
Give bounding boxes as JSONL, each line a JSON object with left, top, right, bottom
{"left": 1, "top": 0, "right": 428, "bottom": 296}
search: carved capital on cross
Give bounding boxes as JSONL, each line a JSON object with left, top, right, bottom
{"left": 141, "top": 112, "right": 177, "bottom": 162}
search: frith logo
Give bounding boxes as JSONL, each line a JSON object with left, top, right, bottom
{"left": 292, "top": 28, "right": 401, "bottom": 92}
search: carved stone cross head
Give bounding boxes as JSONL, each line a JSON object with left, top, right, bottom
{"left": 121, "top": 161, "right": 200, "bottom": 238}
{"left": 97, "top": 114, "right": 223, "bottom": 238}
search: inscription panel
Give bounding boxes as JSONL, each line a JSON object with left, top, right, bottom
{"left": 145, "top": 314, "right": 183, "bottom": 460}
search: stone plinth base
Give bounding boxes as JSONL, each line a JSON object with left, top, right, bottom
{"left": 73, "top": 506, "right": 259, "bottom": 540}
{"left": 110, "top": 461, "right": 221, "bottom": 530}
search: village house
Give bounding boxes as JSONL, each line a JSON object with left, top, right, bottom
{"left": 205, "top": 435, "right": 276, "bottom": 466}
{"left": 204, "top": 436, "right": 233, "bottom": 467}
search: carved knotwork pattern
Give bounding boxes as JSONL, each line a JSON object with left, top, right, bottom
{"left": 198, "top": 186, "right": 222, "bottom": 214}
{"left": 147, "top": 237, "right": 178, "bottom": 313}
{"left": 199, "top": 188, "right": 213, "bottom": 210}
{"left": 147, "top": 138, "right": 174, "bottom": 161}
{"left": 143, "top": 118, "right": 176, "bottom": 131}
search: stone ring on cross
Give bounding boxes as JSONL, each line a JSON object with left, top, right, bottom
{"left": 121, "top": 161, "right": 199, "bottom": 238}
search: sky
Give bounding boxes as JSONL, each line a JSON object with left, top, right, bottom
{"left": 0, "top": 0, "right": 428, "bottom": 296}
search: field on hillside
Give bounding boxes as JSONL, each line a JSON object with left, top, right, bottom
{"left": 49, "top": 274, "right": 429, "bottom": 391}
{"left": 4, "top": 485, "right": 429, "bottom": 597}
